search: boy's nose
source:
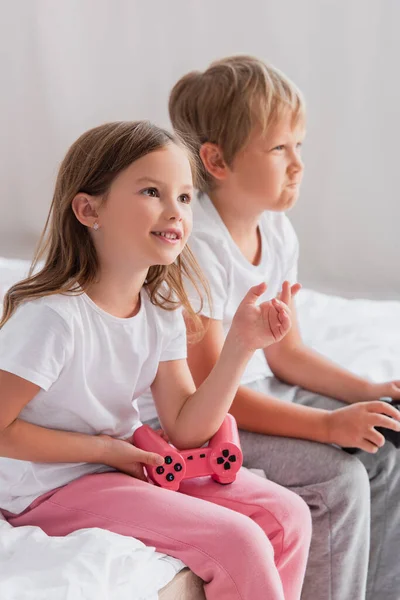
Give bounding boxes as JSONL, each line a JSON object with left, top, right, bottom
{"left": 291, "top": 154, "right": 304, "bottom": 173}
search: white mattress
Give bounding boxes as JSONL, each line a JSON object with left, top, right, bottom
{"left": 0, "top": 257, "right": 399, "bottom": 599}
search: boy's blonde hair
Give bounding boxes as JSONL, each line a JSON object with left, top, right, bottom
{"left": 169, "top": 55, "right": 305, "bottom": 192}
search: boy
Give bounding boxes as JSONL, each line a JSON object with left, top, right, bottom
{"left": 156, "top": 56, "right": 400, "bottom": 600}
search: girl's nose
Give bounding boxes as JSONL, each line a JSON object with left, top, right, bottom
{"left": 165, "top": 199, "right": 183, "bottom": 221}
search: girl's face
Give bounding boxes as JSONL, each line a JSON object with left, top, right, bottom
{"left": 96, "top": 143, "right": 194, "bottom": 270}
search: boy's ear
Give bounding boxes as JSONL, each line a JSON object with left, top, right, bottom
{"left": 72, "top": 194, "right": 99, "bottom": 228}
{"left": 199, "top": 143, "right": 228, "bottom": 181}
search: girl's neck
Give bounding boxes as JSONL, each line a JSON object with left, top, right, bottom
{"left": 85, "top": 263, "right": 148, "bottom": 319}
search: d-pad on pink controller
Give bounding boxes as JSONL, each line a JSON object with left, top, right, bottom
{"left": 133, "top": 414, "right": 243, "bottom": 491}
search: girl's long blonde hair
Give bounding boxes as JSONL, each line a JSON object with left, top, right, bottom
{"left": 1, "top": 121, "right": 209, "bottom": 334}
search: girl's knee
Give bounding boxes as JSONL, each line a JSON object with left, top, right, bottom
{"left": 279, "top": 489, "right": 312, "bottom": 548}
{"left": 216, "top": 510, "right": 275, "bottom": 565}
{"left": 201, "top": 513, "right": 285, "bottom": 600}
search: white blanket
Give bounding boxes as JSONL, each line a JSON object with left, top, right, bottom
{"left": 0, "top": 515, "right": 184, "bottom": 600}
{"left": 296, "top": 289, "right": 400, "bottom": 382}
{"left": 0, "top": 257, "right": 399, "bottom": 599}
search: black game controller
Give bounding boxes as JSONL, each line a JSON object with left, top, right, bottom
{"left": 375, "top": 398, "right": 400, "bottom": 448}
{"left": 343, "top": 397, "right": 400, "bottom": 454}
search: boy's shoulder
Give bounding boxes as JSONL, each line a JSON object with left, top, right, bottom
{"left": 261, "top": 209, "right": 296, "bottom": 233}
{"left": 191, "top": 194, "right": 233, "bottom": 252}
{"left": 191, "top": 195, "right": 297, "bottom": 252}
{"left": 260, "top": 211, "right": 298, "bottom": 248}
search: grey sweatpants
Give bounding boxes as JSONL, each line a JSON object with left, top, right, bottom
{"left": 241, "top": 377, "right": 400, "bottom": 600}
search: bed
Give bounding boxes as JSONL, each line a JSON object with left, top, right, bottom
{"left": 1, "top": 257, "right": 399, "bottom": 599}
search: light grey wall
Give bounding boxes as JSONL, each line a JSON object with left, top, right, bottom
{"left": 1, "top": 0, "right": 399, "bottom": 299}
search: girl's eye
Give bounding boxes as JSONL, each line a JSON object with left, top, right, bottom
{"left": 141, "top": 187, "right": 159, "bottom": 198}
{"left": 273, "top": 145, "right": 285, "bottom": 151}
{"left": 296, "top": 143, "right": 303, "bottom": 150}
{"left": 179, "top": 194, "right": 191, "bottom": 204}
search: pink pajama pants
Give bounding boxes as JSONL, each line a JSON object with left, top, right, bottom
{"left": 7, "top": 468, "right": 311, "bottom": 599}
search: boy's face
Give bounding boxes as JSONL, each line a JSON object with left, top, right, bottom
{"left": 227, "top": 112, "right": 305, "bottom": 212}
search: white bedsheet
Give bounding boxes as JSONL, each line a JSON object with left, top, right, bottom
{"left": 296, "top": 289, "right": 400, "bottom": 382}
{"left": 0, "top": 514, "right": 184, "bottom": 600}
{"left": 0, "top": 257, "right": 399, "bottom": 599}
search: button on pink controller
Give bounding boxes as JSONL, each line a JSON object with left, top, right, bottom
{"left": 133, "top": 414, "right": 243, "bottom": 491}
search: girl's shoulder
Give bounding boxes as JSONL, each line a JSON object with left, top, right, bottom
{"left": 142, "top": 288, "right": 184, "bottom": 327}
{"left": 7, "top": 293, "right": 79, "bottom": 336}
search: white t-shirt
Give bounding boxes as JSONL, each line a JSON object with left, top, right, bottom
{"left": 139, "top": 193, "right": 300, "bottom": 423}
{"left": 0, "top": 290, "right": 186, "bottom": 514}
{"left": 190, "top": 194, "right": 299, "bottom": 383}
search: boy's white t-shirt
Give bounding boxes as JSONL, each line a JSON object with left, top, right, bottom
{"left": 138, "top": 193, "right": 299, "bottom": 423}
{"left": 189, "top": 194, "right": 299, "bottom": 383}
{"left": 0, "top": 290, "right": 186, "bottom": 514}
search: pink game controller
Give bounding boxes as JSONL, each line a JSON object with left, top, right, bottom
{"left": 133, "top": 414, "right": 243, "bottom": 491}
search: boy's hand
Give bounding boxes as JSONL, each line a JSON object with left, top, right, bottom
{"left": 365, "top": 380, "right": 400, "bottom": 402}
{"left": 326, "top": 401, "right": 400, "bottom": 453}
{"left": 231, "top": 281, "right": 301, "bottom": 352}
{"left": 99, "top": 434, "right": 164, "bottom": 481}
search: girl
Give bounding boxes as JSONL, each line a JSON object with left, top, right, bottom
{"left": 0, "top": 121, "right": 311, "bottom": 600}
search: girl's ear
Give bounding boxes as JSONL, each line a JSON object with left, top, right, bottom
{"left": 199, "top": 143, "right": 228, "bottom": 181}
{"left": 71, "top": 194, "right": 100, "bottom": 229}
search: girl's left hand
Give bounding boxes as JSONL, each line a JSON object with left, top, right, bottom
{"left": 230, "top": 280, "right": 300, "bottom": 352}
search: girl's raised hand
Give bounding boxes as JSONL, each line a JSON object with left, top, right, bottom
{"left": 279, "top": 280, "right": 302, "bottom": 305}
{"left": 230, "top": 281, "right": 301, "bottom": 352}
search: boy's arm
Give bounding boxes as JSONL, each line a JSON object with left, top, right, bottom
{"left": 186, "top": 314, "right": 400, "bottom": 450}
{"left": 264, "top": 302, "right": 400, "bottom": 403}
